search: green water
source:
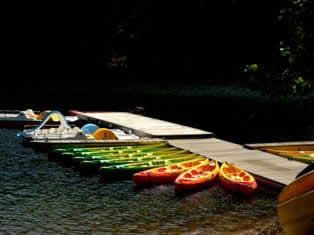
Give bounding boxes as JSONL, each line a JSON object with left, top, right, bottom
{"left": 0, "top": 129, "right": 279, "bottom": 234}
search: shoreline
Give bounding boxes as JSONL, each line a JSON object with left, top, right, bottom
{"left": 241, "top": 217, "right": 283, "bottom": 235}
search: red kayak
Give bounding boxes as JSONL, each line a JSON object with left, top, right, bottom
{"left": 174, "top": 160, "right": 219, "bottom": 193}
{"left": 219, "top": 162, "right": 257, "bottom": 196}
{"left": 133, "top": 157, "right": 208, "bottom": 186}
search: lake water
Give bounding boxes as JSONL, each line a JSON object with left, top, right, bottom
{"left": 0, "top": 128, "right": 279, "bottom": 234}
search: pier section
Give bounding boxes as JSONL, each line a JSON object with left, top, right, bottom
{"left": 72, "top": 111, "right": 213, "bottom": 139}
{"left": 169, "top": 138, "right": 307, "bottom": 188}
{"left": 70, "top": 111, "right": 308, "bottom": 188}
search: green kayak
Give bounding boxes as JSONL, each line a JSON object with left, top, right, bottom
{"left": 59, "top": 147, "right": 182, "bottom": 166}
{"left": 70, "top": 148, "right": 188, "bottom": 166}
{"left": 50, "top": 143, "right": 170, "bottom": 161}
{"left": 63, "top": 145, "right": 177, "bottom": 158}
{"left": 98, "top": 154, "right": 205, "bottom": 177}
{"left": 78, "top": 151, "right": 192, "bottom": 173}
{"left": 50, "top": 143, "right": 168, "bottom": 156}
{"left": 274, "top": 153, "right": 314, "bottom": 164}
{"left": 50, "top": 145, "right": 175, "bottom": 162}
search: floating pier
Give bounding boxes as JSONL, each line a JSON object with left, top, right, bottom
{"left": 71, "top": 111, "right": 213, "bottom": 139}
{"left": 169, "top": 138, "right": 308, "bottom": 189}
{"left": 67, "top": 111, "right": 309, "bottom": 189}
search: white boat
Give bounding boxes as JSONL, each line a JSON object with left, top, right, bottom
{"left": 17, "top": 111, "right": 82, "bottom": 141}
{"left": 17, "top": 111, "right": 139, "bottom": 142}
{"left": 0, "top": 109, "right": 77, "bottom": 127}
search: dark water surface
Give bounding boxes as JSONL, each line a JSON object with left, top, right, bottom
{"left": 0, "top": 128, "right": 279, "bottom": 234}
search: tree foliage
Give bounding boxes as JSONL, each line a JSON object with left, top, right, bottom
{"left": 245, "top": 0, "right": 313, "bottom": 95}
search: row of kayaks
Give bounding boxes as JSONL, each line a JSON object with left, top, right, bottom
{"left": 264, "top": 149, "right": 314, "bottom": 164}
{"left": 49, "top": 143, "right": 205, "bottom": 175}
{"left": 49, "top": 143, "right": 257, "bottom": 195}
{"left": 133, "top": 158, "right": 257, "bottom": 195}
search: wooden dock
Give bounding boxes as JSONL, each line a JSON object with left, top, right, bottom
{"left": 72, "top": 111, "right": 213, "bottom": 139}
{"left": 66, "top": 111, "right": 309, "bottom": 188}
{"left": 168, "top": 138, "right": 308, "bottom": 189}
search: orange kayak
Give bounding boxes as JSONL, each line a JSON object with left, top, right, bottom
{"left": 133, "top": 157, "right": 208, "bottom": 185}
{"left": 219, "top": 162, "right": 257, "bottom": 196}
{"left": 174, "top": 160, "right": 219, "bottom": 193}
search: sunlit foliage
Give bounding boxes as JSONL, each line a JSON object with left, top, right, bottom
{"left": 245, "top": 0, "right": 313, "bottom": 95}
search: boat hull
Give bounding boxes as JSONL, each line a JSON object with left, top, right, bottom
{"left": 175, "top": 175, "right": 217, "bottom": 193}
{"left": 133, "top": 158, "right": 208, "bottom": 185}
{"left": 219, "top": 175, "right": 257, "bottom": 196}
{"left": 99, "top": 156, "right": 202, "bottom": 177}
{"left": 265, "top": 149, "right": 314, "bottom": 164}
{"left": 278, "top": 190, "right": 314, "bottom": 235}
{"left": 79, "top": 153, "right": 194, "bottom": 174}
{"left": 277, "top": 171, "right": 314, "bottom": 235}
{"left": 174, "top": 160, "right": 219, "bottom": 193}
{"left": 219, "top": 162, "right": 257, "bottom": 196}
{"left": 261, "top": 145, "right": 314, "bottom": 151}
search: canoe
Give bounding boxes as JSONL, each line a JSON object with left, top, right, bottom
{"left": 79, "top": 149, "right": 189, "bottom": 166}
{"left": 66, "top": 145, "right": 178, "bottom": 158}
{"left": 133, "top": 158, "right": 209, "bottom": 185}
{"left": 219, "top": 162, "right": 257, "bottom": 196}
{"left": 260, "top": 145, "right": 314, "bottom": 152}
{"left": 98, "top": 155, "right": 204, "bottom": 177}
{"left": 174, "top": 160, "right": 219, "bottom": 193}
{"left": 278, "top": 171, "right": 314, "bottom": 235}
{"left": 78, "top": 150, "right": 191, "bottom": 172}
{"left": 53, "top": 143, "right": 168, "bottom": 154}
{"left": 273, "top": 154, "right": 314, "bottom": 165}
{"left": 266, "top": 149, "right": 314, "bottom": 156}
{"left": 48, "top": 145, "right": 129, "bottom": 160}
{"left": 48, "top": 143, "right": 167, "bottom": 158}
{"left": 51, "top": 143, "right": 172, "bottom": 162}
{"left": 51, "top": 143, "right": 169, "bottom": 159}
{"left": 265, "top": 149, "right": 314, "bottom": 165}
{"left": 68, "top": 148, "right": 188, "bottom": 166}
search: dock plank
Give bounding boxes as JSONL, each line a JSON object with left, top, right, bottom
{"left": 169, "top": 138, "right": 307, "bottom": 187}
{"left": 74, "top": 111, "right": 213, "bottom": 139}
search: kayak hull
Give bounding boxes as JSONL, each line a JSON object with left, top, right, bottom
{"left": 175, "top": 175, "right": 217, "bottom": 193}
{"left": 134, "top": 171, "right": 182, "bottom": 185}
{"left": 264, "top": 149, "right": 314, "bottom": 164}
{"left": 99, "top": 155, "right": 203, "bottom": 177}
{"left": 220, "top": 176, "right": 257, "bottom": 196}
{"left": 174, "top": 160, "right": 219, "bottom": 193}
{"left": 133, "top": 158, "right": 208, "bottom": 186}
{"left": 219, "top": 162, "right": 257, "bottom": 196}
